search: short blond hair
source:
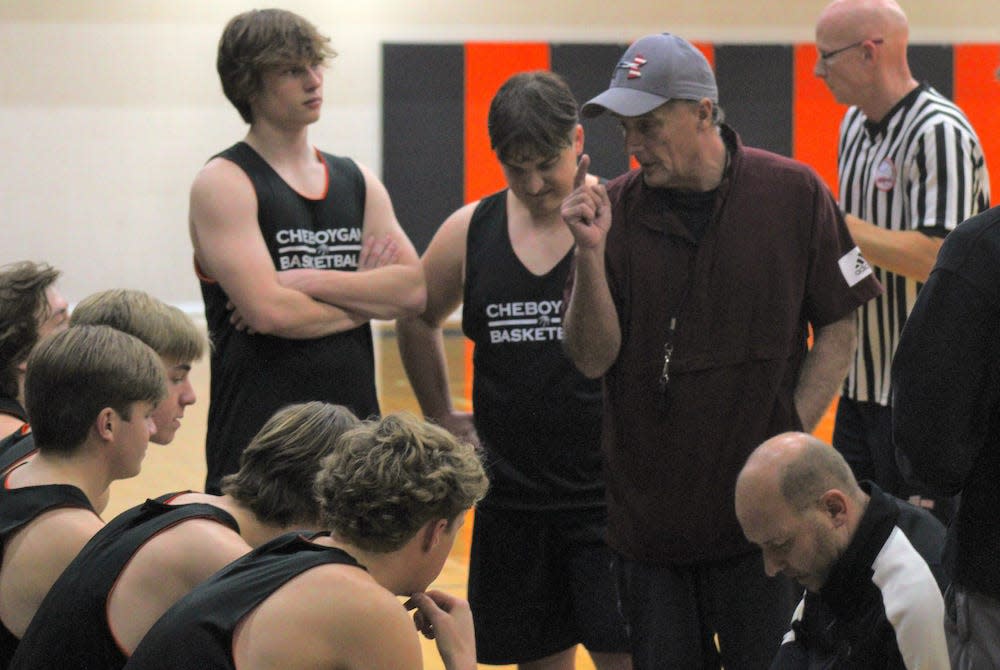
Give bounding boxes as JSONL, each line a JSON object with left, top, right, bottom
{"left": 71, "top": 289, "right": 205, "bottom": 364}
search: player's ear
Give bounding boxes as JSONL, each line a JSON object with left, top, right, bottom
{"left": 420, "top": 518, "right": 449, "bottom": 552}
{"left": 820, "top": 489, "right": 849, "bottom": 527}
{"left": 95, "top": 407, "right": 117, "bottom": 441}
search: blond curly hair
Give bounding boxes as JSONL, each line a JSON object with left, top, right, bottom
{"left": 315, "top": 413, "right": 488, "bottom": 552}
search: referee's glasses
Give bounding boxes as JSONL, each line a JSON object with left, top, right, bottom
{"left": 818, "top": 38, "right": 884, "bottom": 64}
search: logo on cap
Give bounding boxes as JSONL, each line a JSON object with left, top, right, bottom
{"left": 617, "top": 55, "right": 647, "bottom": 79}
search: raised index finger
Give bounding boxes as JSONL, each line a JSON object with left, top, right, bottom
{"left": 573, "top": 154, "right": 591, "bottom": 189}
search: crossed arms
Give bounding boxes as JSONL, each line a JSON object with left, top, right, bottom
{"left": 190, "top": 157, "right": 425, "bottom": 340}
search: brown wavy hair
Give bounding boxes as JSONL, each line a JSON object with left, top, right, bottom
{"left": 216, "top": 9, "right": 336, "bottom": 123}
{"left": 0, "top": 261, "right": 60, "bottom": 399}
{"left": 221, "top": 402, "right": 360, "bottom": 527}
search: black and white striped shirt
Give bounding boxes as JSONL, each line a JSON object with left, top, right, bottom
{"left": 838, "top": 84, "right": 990, "bottom": 404}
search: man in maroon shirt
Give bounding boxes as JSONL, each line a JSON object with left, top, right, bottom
{"left": 561, "top": 32, "right": 881, "bottom": 669}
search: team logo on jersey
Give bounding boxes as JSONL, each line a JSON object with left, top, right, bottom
{"left": 874, "top": 157, "right": 896, "bottom": 191}
{"left": 485, "top": 300, "right": 564, "bottom": 344}
{"left": 275, "top": 227, "right": 363, "bottom": 270}
{"left": 838, "top": 246, "right": 874, "bottom": 287}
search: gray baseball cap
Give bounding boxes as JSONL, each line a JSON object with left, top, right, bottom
{"left": 582, "top": 33, "right": 718, "bottom": 118}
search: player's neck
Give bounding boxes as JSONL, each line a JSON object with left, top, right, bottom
{"left": 220, "top": 496, "right": 299, "bottom": 548}
{"left": 508, "top": 194, "right": 564, "bottom": 230}
{"left": 13, "top": 449, "right": 111, "bottom": 512}
{"left": 311, "top": 534, "right": 414, "bottom": 594}
{"left": 507, "top": 197, "right": 575, "bottom": 275}
{"left": 244, "top": 122, "right": 314, "bottom": 166}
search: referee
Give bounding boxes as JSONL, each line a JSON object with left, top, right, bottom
{"left": 814, "top": 0, "right": 990, "bottom": 525}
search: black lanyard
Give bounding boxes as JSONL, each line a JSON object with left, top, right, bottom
{"left": 655, "top": 147, "right": 728, "bottom": 395}
{"left": 659, "top": 276, "right": 692, "bottom": 394}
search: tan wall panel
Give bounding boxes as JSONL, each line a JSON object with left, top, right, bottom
{"left": 2, "top": 1, "right": 997, "bottom": 308}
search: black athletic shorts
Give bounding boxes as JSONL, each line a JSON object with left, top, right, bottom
{"left": 468, "top": 505, "right": 630, "bottom": 664}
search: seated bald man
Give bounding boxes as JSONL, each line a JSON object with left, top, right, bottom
{"left": 735, "top": 432, "right": 948, "bottom": 669}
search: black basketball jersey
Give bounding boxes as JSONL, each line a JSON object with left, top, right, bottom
{"left": 0, "top": 396, "right": 27, "bottom": 425}
{"left": 462, "top": 190, "right": 604, "bottom": 511}
{"left": 0, "top": 478, "right": 94, "bottom": 666}
{"left": 0, "top": 428, "right": 35, "bottom": 474}
{"left": 200, "top": 142, "right": 379, "bottom": 492}
{"left": 10, "top": 493, "right": 240, "bottom": 670}
{"left": 123, "top": 533, "right": 363, "bottom": 670}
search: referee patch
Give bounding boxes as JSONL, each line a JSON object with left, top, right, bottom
{"left": 875, "top": 157, "right": 896, "bottom": 191}
{"left": 839, "top": 246, "right": 874, "bottom": 287}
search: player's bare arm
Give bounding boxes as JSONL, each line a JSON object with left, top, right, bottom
{"left": 1, "top": 507, "right": 103, "bottom": 638}
{"left": 397, "top": 204, "right": 478, "bottom": 445}
{"left": 189, "top": 158, "right": 366, "bottom": 339}
{"left": 232, "top": 565, "right": 428, "bottom": 670}
{"left": 108, "top": 518, "right": 253, "bottom": 654}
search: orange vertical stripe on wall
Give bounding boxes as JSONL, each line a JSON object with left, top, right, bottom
{"left": 462, "top": 339, "right": 474, "bottom": 408}
{"left": 462, "top": 43, "right": 551, "bottom": 410}
{"left": 464, "top": 43, "right": 551, "bottom": 204}
{"left": 692, "top": 41, "right": 715, "bottom": 68}
{"left": 792, "top": 43, "right": 846, "bottom": 444}
{"left": 954, "top": 44, "right": 1000, "bottom": 201}
{"left": 792, "top": 43, "right": 843, "bottom": 196}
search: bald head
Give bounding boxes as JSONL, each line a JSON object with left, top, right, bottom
{"left": 737, "top": 432, "right": 862, "bottom": 514}
{"left": 815, "top": 0, "right": 916, "bottom": 119}
{"left": 736, "top": 432, "right": 867, "bottom": 591}
{"left": 818, "top": 0, "right": 909, "bottom": 42}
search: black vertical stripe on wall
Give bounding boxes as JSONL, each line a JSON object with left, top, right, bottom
{"left": 714, "top": 45, "right": 793, "bottom": 157}
{"left": 551, "top": 43, "right": 632, "bottom": 181}
{"left": 382, "top": 44, "right": 465, "bottom": 255}
{"left": 908, "top": 45, "right": 953, "bottom": 100}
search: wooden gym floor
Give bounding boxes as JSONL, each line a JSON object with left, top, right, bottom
{"left": 106, "top": 325, "right": 837, "bottom": 669}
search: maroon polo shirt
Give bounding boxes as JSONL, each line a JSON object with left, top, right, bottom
{"left": 599, "top": 126, "right": 882, "bottom": 564}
